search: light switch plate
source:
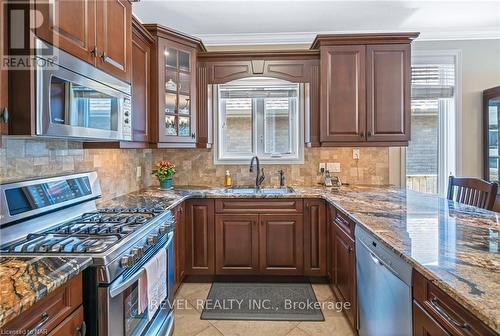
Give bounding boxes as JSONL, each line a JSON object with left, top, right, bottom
{"left": 327, "top": 162, "right": 341, "bottom": 173}
{"left": 136, "top": 166, "right": 142, "bottom": 178}
{"left": 319, "top": 163, "right": 326, "bottom": 173}
{"left": 353, "top": 148, "right": 360, "bottom": 160}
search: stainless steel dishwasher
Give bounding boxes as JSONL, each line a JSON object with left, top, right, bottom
{"left": 356, "top": 225, "right": 413, "bottom": 336}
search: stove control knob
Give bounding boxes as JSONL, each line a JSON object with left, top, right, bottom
{"left": 131, "top": 247, "right": 144, "bottom": 260}
{"left": 159, "top": 224, "right": 169, "bottom": 235}
{"left": 147, "top": 234, "right": 158, "bottom": 245}
{"left": 120, "top": 255, "right": 135, "bottom": 268}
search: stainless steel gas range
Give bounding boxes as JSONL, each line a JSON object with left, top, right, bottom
{"left": 0, "top": 172, "right": 175, "bottom": 336}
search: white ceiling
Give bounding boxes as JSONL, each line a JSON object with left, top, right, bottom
{"left": 132, "top": 0, "right": 500, "bottom": 46}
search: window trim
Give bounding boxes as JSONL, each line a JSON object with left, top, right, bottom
{"left": 212, "top": 79, "right": 306, "bottom": 165}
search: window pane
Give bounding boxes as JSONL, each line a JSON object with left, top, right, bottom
{"left": 165, "top": 48, "right": 177, "bottom": 68}
{"left": 179, "top": 116, "right": 190, "bottom": 136}
{"left": 264, "top": 97, "right": 292, "bottom": 154}
{"left": 165, "top": 93, "right": 176, "bottom": 114}
{"left": 165, "top": 70, "right": 177, "bottom": 92}
{"left": 179, "top": 95, "right": 190, "bottom": 115}
{"left": 179, "top": 51, "right": 190, "bottom": 71}
{"left": 165, "top": 115, "right": 177, "bottom": 135}
{"left": 406, "top": 99, "right": 440, "bottom": 194}
{"left": 221, "top": 98, "right": 253, "bottom": 154}
{"left": 179, "top": 73, "right": 190, "bottom": 94}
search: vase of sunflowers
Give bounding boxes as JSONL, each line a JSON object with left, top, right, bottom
{"left": 152, "top": 160, "right": 176, "bottom": 190}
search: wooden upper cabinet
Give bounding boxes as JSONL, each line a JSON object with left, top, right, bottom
{"left": 145, "top": 24, "right": 206, "bottom": 147}
{"left": 131, "top": 19, "right": 152, "bottom": 143}
{"left": 320, "top": 45, "right": 366, "bottom": 142}
{"left": 95, "top": 0, "right": 132, "bottom": 82}
{"left": 259, "top": 214, "right": 304, "bottom": 275}
{"left": 312, "top": 33, "right": 418, "bottom": 146}
{"left": 366, "top": 44, "right": 410, "bottom": 142}
{"left": 35, "top": 0, "right": 96, "bottom": 64}
{"left": 215, "top": 214, "right": 259, "bottom": 275}
{"left": 34, "top": 0, "right": 132, "bottom": 82}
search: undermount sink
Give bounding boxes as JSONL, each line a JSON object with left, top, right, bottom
{"left": 224, "top": 187, "right": 295, "bottom": 195}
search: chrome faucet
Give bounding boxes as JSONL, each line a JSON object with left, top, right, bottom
{"left": 249, "top": 156, "right": 265, "bottom": 188}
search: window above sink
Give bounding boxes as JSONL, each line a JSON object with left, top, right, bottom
{"left": 213, "top": 77, "right": 306, "bottom": 164}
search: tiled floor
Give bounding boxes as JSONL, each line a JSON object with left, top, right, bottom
{"left": 172, "top": 282, "right": 355, "bottom": 336}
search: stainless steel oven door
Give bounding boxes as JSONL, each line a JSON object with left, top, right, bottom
{"left": 98, "top": 232, "right": 175, "bottom": 336}
{"left": 35, "top": 38, "right": 132, "bottom": 141}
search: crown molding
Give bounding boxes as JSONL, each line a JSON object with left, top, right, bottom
{"left": 196, "top": 29, "right": 500, "bottom": 46}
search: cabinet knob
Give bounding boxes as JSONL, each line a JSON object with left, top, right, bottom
{"left": 77, "top": 321, "right": 87, "bottom": 336}
{"left": 1, "top": 107, "right": 8, "bottom": 123}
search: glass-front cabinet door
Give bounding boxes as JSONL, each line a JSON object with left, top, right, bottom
{"left": 158, "top": 39, "right": 196, "bottom": 144}
{"left": 484, "top": 86, "right": 500, "bottom": 183}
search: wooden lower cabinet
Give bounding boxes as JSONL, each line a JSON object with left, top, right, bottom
{"left": 48, "top": 306, "right": 85, "bottom": 336}
{"left": 304, "top": 199, "right": 326, "bottom": 276}
{"left": 413, "top": 269, "right": 496, "bottom": 336}
{"left": 413, "top": 301, "right": 451, "bottom": 336}
{"left": 185, "top": 199, "right": 215, "bottom": 275}
{"left": 259, "top": 214, "right": 304, "bottom": 275}
{"left": 1, "top": 273, "right": 84, "bottom": 335}
{"left": 331, "top": 221, "right": 357, "bottom": 330}
{"left": 215, "top": 214, "right": 259, "bottom": 274}
{"left": 173, "top": 203, "right": 185, "bottom": 292}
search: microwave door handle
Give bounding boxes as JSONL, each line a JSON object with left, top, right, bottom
{"left": 109, "top": 232, "right": 174, "bottom": 298}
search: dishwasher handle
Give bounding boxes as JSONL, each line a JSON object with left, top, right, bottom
{"left": 366, "top": 247, "right": 402, "bottom": 280}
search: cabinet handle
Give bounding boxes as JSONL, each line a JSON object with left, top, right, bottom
{"left": 367, "top": 131, "right": 372, "bottom": 137}
{"left": 191, "top": 132, "right": 196, "bottom": 139}
{"left": 429, "top": 298, "right": 469, "bottom": 330}
{"left": 360, "top": 132, "right": 364, "bottom": 138}
{"left": 26, "top": 312, "right": 49, "bottom": 336}
{"left": 90, "top": 46, "right": 97, "bottom": 58}
{"left": 76, "top": 321, "right": 87, "bottom": 336}
{"left": 1, "top": 107, "right": 8, "bottom": 123}
{"left": 100, "top": 52, "right": 107, "bottom": 61}
{"left": 348, "top": 246, "right": 353, "bottom": 254}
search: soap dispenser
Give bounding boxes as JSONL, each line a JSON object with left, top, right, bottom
{"left": 224, "top": 170, "right": 233, "bottom": 188}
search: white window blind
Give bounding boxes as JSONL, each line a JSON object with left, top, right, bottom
{"left": 411, "top": 63, "right": 455, "bottom": 100}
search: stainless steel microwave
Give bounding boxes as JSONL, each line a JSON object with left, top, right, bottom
{"left": 35, "top": 39, "right": 132, "bottom": 141}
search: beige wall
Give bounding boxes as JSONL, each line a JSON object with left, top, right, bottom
{"left": 412, "top": 39, "right": 500, "bottom": 178}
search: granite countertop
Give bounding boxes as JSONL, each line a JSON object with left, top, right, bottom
{"left": 0, "top": 257, "right": 92, "bottom": 328}
{"left": 99, "top": 185, "right": 500, "bottom": 333}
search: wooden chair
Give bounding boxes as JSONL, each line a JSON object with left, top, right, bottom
{"left": 447, "top": 176, "right": 498, "bottom": 210}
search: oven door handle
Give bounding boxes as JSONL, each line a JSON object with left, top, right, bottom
{"left": 109, "top": 232, "right": 173, "bottom": 298}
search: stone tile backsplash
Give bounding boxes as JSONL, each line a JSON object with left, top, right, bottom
{"left": 153, "top": 147, "right": 389, "bottom": 187}
{"left": 1, "top": 138, "right": 389, "bottom": 200}
{"left": 0, "top": 138, "right": 153, "bottom": 201}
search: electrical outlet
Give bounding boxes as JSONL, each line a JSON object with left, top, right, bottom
{"left": 328, "top": 162, "right": 341, "bottom": 173}
{"left": 136, "top": 166, "right": 142, "bottom": 178}
{"left": 319, "top": 163, "right": 326, "bottom": 173}
{"left": 353, "top": 148, "right": 360, "bottom": 160}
